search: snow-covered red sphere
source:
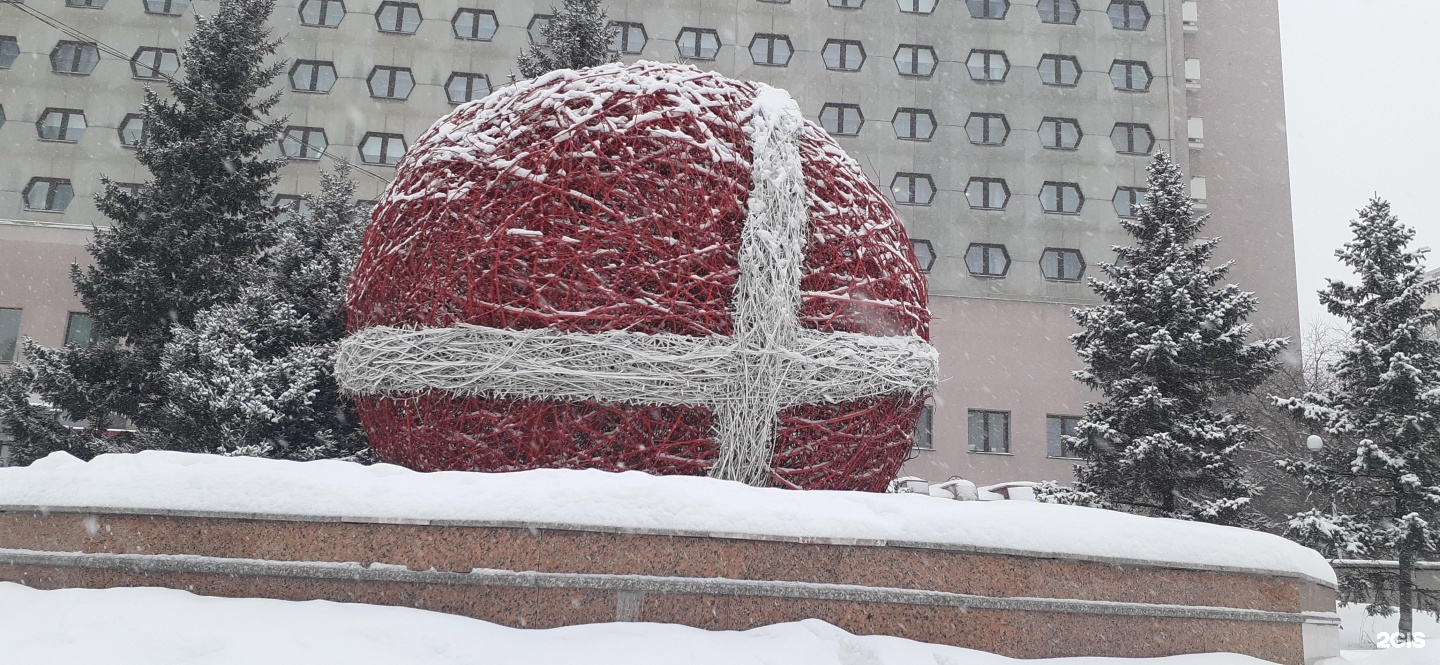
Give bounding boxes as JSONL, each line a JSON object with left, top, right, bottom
{"left": 339, "top": 62, "right": 937, "bottom": 491}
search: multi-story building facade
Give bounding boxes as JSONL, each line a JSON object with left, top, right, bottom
{"left": 0, "top": 0, "right": 1299, "bottom": 484}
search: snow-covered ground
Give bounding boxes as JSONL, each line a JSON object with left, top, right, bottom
{"left": 1336, "top": 603, "right": 1440, "bottom": 650}
{"left": 0, "top": 451, "right": 1334, "bottom": 583}
{"left": 0, "top": 583, "right": 1317, "bottom": 665}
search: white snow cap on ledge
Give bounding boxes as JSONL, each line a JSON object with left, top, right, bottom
{"left": 0, "top": 452, "right": 1335, "bottom": 585}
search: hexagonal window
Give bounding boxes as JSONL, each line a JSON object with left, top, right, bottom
{"left": 143, "top": 0, "right": 189, "bottom": 16}
{"left": 1040, "top": 182, "right": 1084, "bottom": 214}
{"left": 0, "top": 37, "right": 18, "bottom": 69}
{"left": 750, "top": 33, "right": 793, "bottom": 67}
{"left": 1108, "top": 1, "right": 1150, "bottom": 30}
{"left": 446, "top": 72, "right": 491, "bottom": 105}
{"left": 819, "top": 103, "right": 864, "bottom": 136}
{"left": 893, "top": 108, "right": 935, "bottom": 141}
{"left": 965, "top": 178, "right": 1009, "bottom": 210}
{"left": 1038, "top": 0, "right": 1080, "bottom": 25}
{"left": 118, "top": 114, "right": 146, "bottom": 148}
{"left": 131, "top": 47, "right": 179, "bottom": 80}
{"left": 1038, "top": 54, "right": 1080, "bottom": 87}
{"left": 1040, "top": 248, "right": 1085, "bottom": 282}
{"left": 1113, "top": 187, "right": 1148, "bottom": 218}
{"left": 359, "top": 132, "right": 406, "bottom": 166}
{"left": 966, "top": 49, "right": 1008, "bottom": 82}
{"left": 1111, "top": 60, "right": 1153, "bottom": 92}
{"left": 281, "top": 126, "right": 327, "bottom": 160}
{"left": 23, "top": 178, "right": 75, "bottom": 212}
{"left": 528, "top": 14, "right": 552, "bottom": 46}
{"left": 299, "top": 0, "right": 345, "bottom": 27}
{"left": 828, "top": 0, "right": 865, "bottom": 7}
{"left": 454, "top": 8, "right": 498, "bottom": 41}
{"left": 911, "top": 239, "right": 937, "bottom": 273}
{"left": 1039, "top": 117, "right": 1082, "bottom": 150}
{"left": 895, "top": 45, "right": 937, "bottom": 77}
{"left": 966, "top": 243, "right": 1010, "bottom": 277}
{"left": 898, "top": 0, "right": 937, "bottom": 15}
{"left": 51, "top": 41, "right": 100, "bottom": 75}
{"left": 375, "top": 2, "right": 421, "bottom": 35}
{"left": 822, "top": 39, "right": 865, "bottom": 71}
{"left": 273, "top": 195, "right": 313, "bottom": 225}
{"left": 37, "top": 108, "right": 87, "bottom": 142}
{"left": 966, "top": 0, "right": 1008, "bottom": 19}
{"left": 610, "top": 22, "right": 647, "bottom": 54}
{"left": 368, "top": 66, "right": 414, "bottom": 100}
{"left": 67, "top": 0, "right": 110, "bottom": 7}
{"left": 290, "top": 60, "right": 337, "bottom": 93}
{"left": 890, "top": 173, "right": 935, "bottom": 206}
{"left": 677, "top": 28, "right": 720, "bottom": 60}
{"left": 1112, "top": 123, "right": 1155, "bottom": 155}
{"left": 965, "top": 113, "right": 1009, "bottom": 146}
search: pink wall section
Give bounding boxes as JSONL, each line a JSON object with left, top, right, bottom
{"left": 903, "top": 294, "right": 1095, "bottom": 487}
{"left": 0, "top": 224, "right": 91, "bottom": 359}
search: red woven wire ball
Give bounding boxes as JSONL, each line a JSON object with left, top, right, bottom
{"left": 344, "top": 62, "right": 932, "bottom": 491}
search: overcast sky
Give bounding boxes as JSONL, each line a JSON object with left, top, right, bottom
{"left": 1279, "top": 0, "right": 1440, "bottom": 326}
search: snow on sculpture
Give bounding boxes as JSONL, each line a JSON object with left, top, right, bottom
{"left": 336, "top": 62, "right": 938, "bottom": 491}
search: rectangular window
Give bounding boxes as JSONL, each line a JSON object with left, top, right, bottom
{"left": 967, "top": 409, "right": 1010, "bottom": 453}
{"left": 0, "top": 308, "right": 21, "bottom": 363}
{"left": 913, "top": 405, "right": 934, "bottom": 450}
{"left": 1047, "top": 415, "right": 1084, "bottom": 458}
{"left": 64, "top": 312, "right": 98, "bottom": 348}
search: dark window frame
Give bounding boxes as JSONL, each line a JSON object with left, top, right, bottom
{"left": 374, "top": 1, "right": 421, "bottom": 35}
{"left": 819, "top": 103, "right": 864, "bottom": 136}
{"left": 64, "top": 312, "right": 99, "bottom": 349}
{"left": 359, "top": 131, "right": 406, "bottom": 166}
{"left": 1111, "top": 122, "right": 1155, "bottom": 155}
{"left": 367, "top": 65, "right": 415, "bottom": 100}
{"left": 748, "top": 33, "right": 794, "bottom": 67}
{"left": 298, "top": 0, "right": 345, "bottom": 28}
{"left": 965, "top": 177, "right": 1010, "bottom": 210}
{"left": 445, "top": 72, "right": 491, "bottom": 105}
{"left": 890, "top": 172, "right": 936, "bottom": 206}
{"left": 1047, "top": 414, "right": 1086, "bottom": 459}
{"left": 966, "top": 49, "right": 1008, "bottom": 82}
{"left": 965, "top": 112, "right": 1009, "bottom": 146}
{"left": 36, "top": 107, "right": 87, "bottom": 142}
{"left": 895, "top": 44, "right": 938, "bottom": 77}
{"left": 965, "top": 243, "right": 1011, "bottom": 277}
{"left": 118, "top": 113, "right": 146, "bottom": 148}
{"left": 130, "top": 46, "right": 179, "bottom": 80}
{"left": 1037, "top": 0, "right": 1080, "bottom": 25}
{"left": 1040, "top": 181, "right": 1085, "bottom": 214}
{"left": 0, "top": 307, "right": 21, "bottom": 363}
{"left": 966, "top": 0, "right": 1009, "bottom": 19}
{"left": 289, "top": 60, "right": 337, "bottom": 93}
{"left": 822, "top": 39, "right": 866, "bottom": 71}
{"left": 1039, "top": 116, "right": 1083, "bottom": 151}
{"left": 452, "top": 8, "right": 498, "bottom": 41}
{"left": 609, "top": 21, "right": 647, "bottom": 54}
{"left": 1038, "top": 53, "right": 1080, "bottom": 87}
{"left": 142, "top": 0, "right": 188, "bottom": 16}
{"left": 911, "top": 239, "right": 937, "bottom": 273}
{"left": 913, "top": 404, "right": 935, "bottom": 450}
{"left": 50, "top": 40, "right": 100, "bottom": 75}
{"left": 1040, "top": 247, "right": 1087, "bottom": 282}
{"left": 676, "top": 27, "right": 721, "bottom": 60}
{"left": 22, "top": 177, "right": 75, "bottom": 212}
{"left": 892, "top": 107, "right": 936, "bottom": 141}
{"left": 1113, "top": 187, "right": 1147, "bottom": 218}
{"left": 968, "top": 409, "right": 1011, "bottom": 454}
{"left": 1108, "top": 0, "right": 1151, "bottom": 30}
{"left": 281, "top": 126, "right": 328, "bottom": 160}
{"left": 1111, "top": 59, "right": 1153, "bottom": 92}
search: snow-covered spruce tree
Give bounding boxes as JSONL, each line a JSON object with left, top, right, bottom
{"left": 1050, "top": 153, "right": 1287, "bottom": 525}
{"left": 517, "top": 0, "right": 618, "bottom": 78}
{"left": 26, "top": 0, "right": 285, "bottom": 445}
{"left": 160, "top": 163, "right": 368, "bottom": 460}
{"left": 1276, "top": 198, "right": 1440, "bottom": 636}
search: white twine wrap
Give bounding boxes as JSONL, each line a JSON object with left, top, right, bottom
{"left": 337, "top": 83, "right": 939, "bottom": 486}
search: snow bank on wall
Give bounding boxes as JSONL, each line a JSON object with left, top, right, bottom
{"left": 0, "top": 451, "right": 1335, "bottom": 584}
{"left": 0, "top": 582, "right": 1291, "bottom": 665}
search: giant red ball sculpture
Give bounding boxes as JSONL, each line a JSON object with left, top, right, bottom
{"left": 337, "top": 62, "right": 937, "bottom": 491}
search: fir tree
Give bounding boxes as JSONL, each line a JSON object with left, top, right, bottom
{"left": 1055, "top": 153, "right": 1287, "bottom": 525}
{"left": 517, "top": 0, "right": 618, "bottom": 78}
{"left": 1276, "top": 198, "right": 1440, "bottom": 637}
{"left": 26, "top": 0, "right": 285, "bottom": 441}
{"left": 160, "top": 163, "right": 368, "bottom": 460}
